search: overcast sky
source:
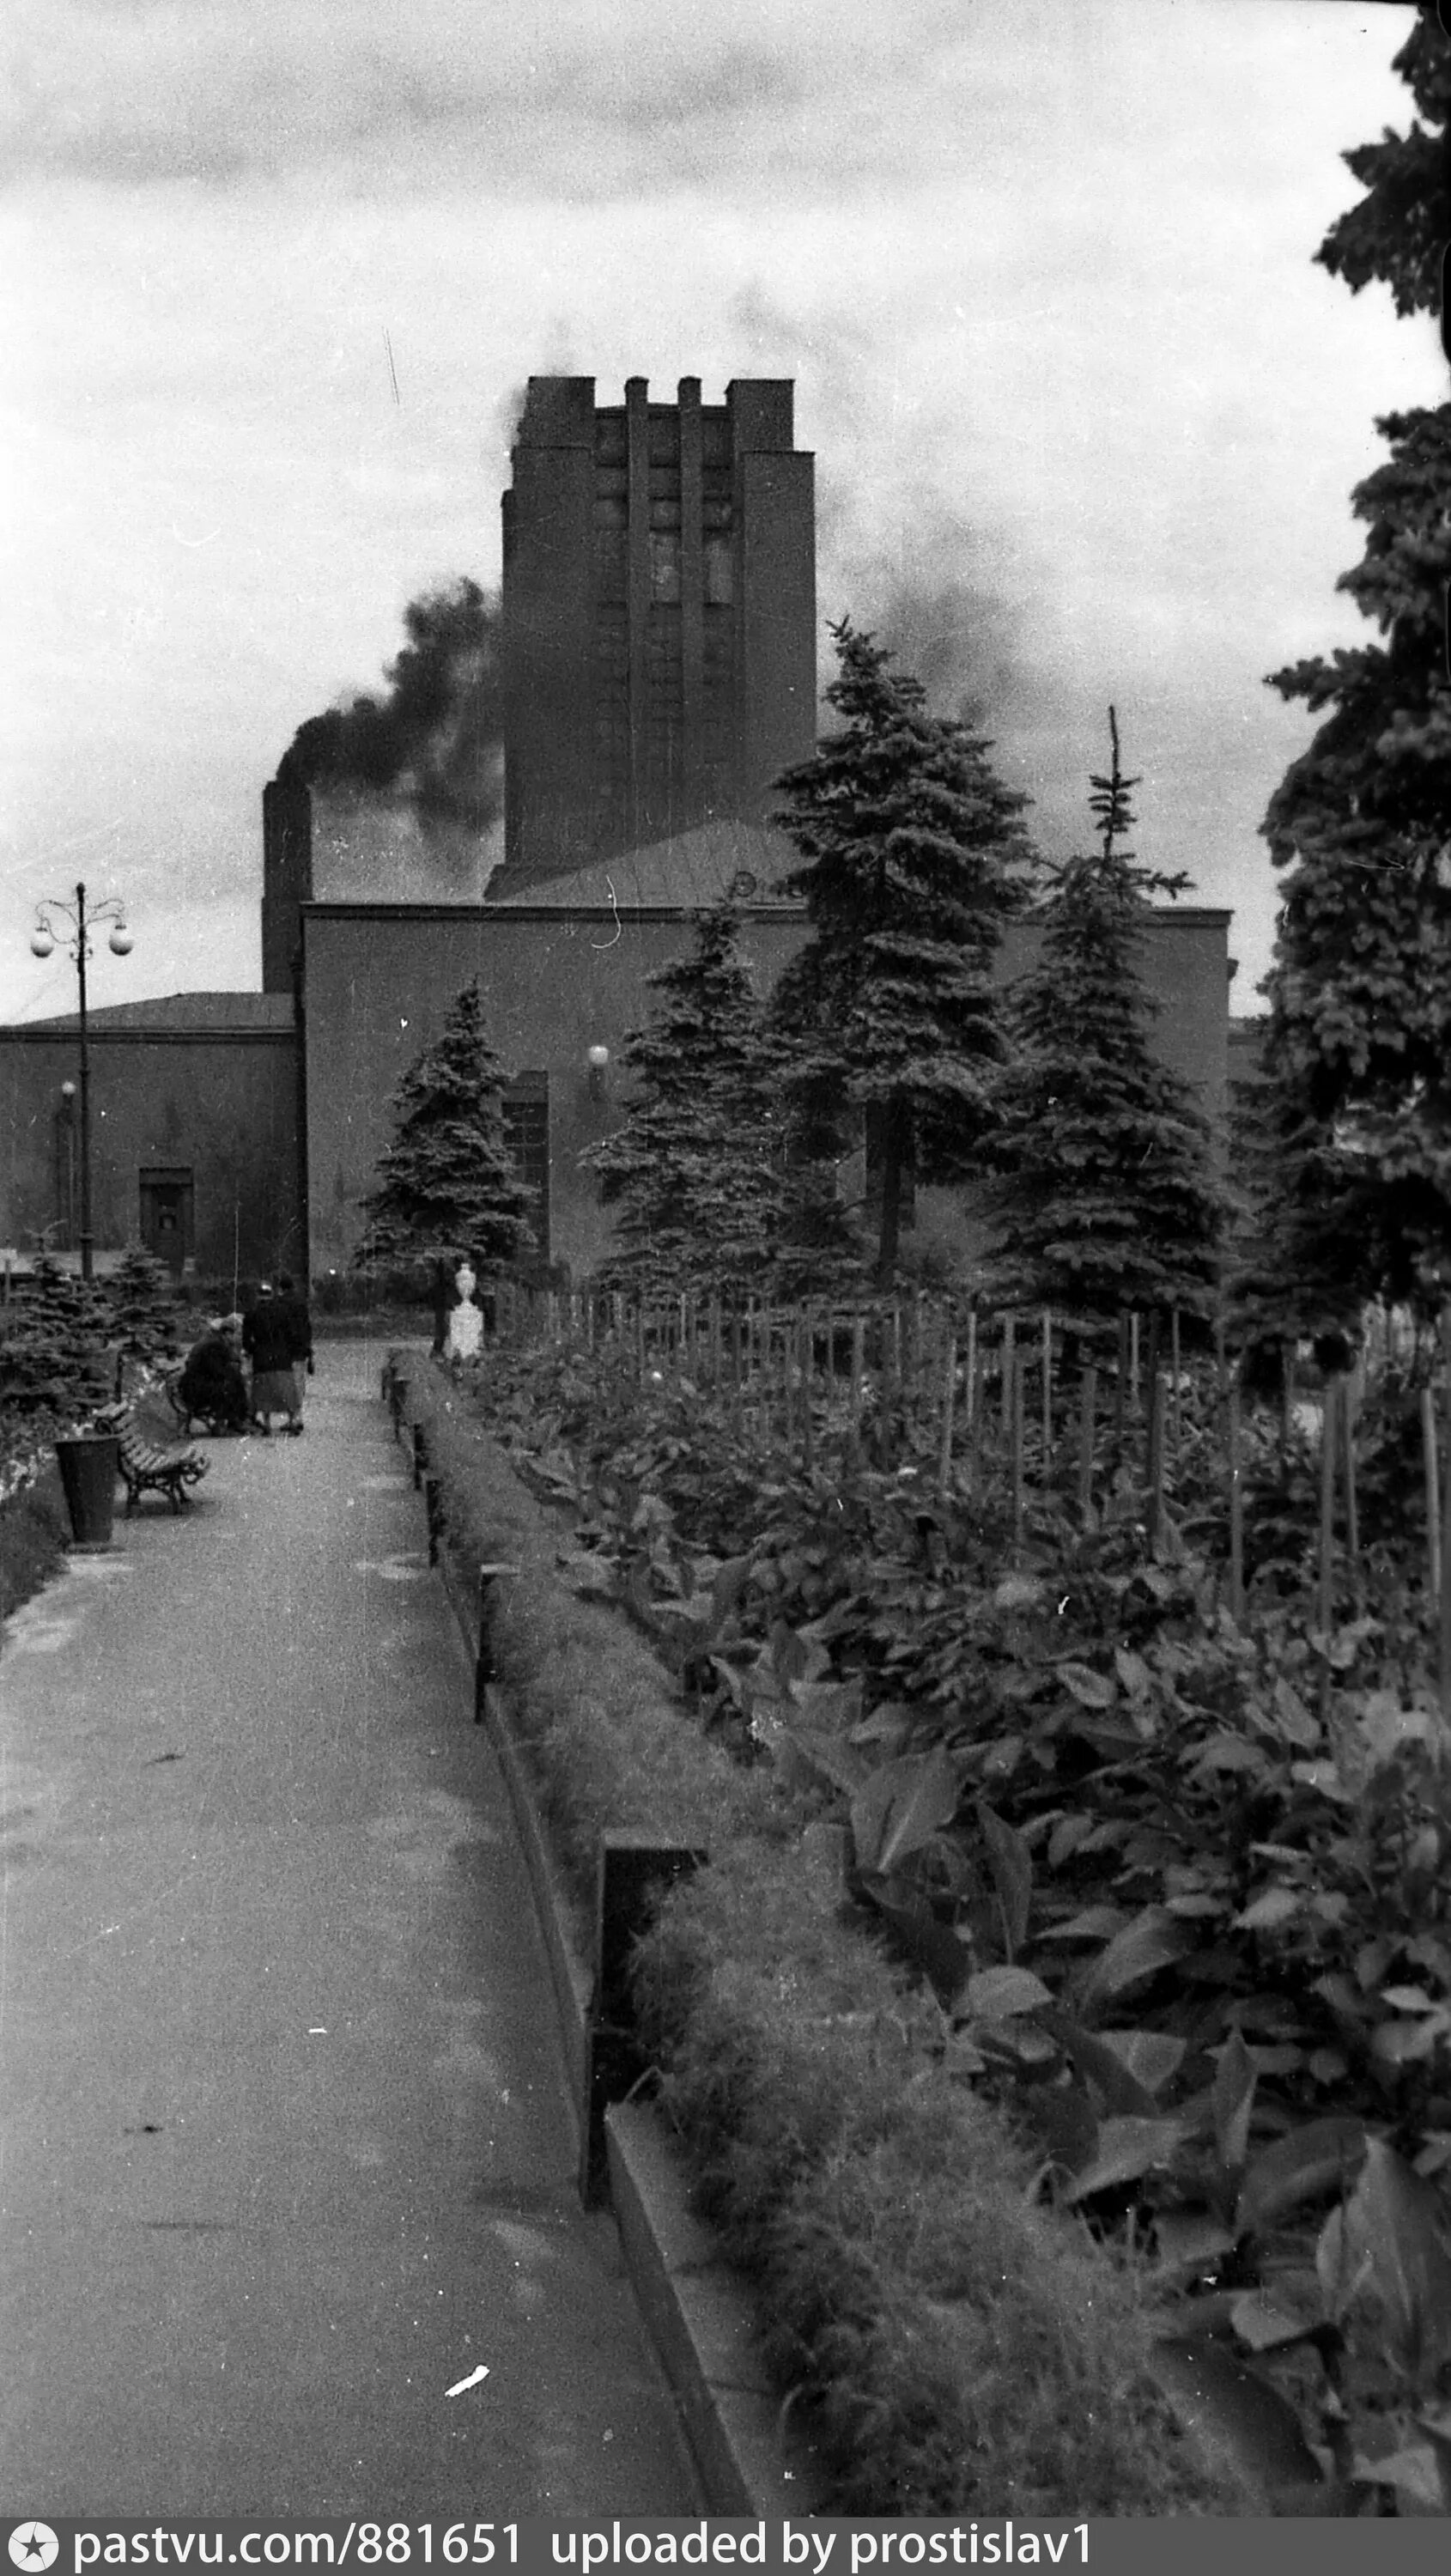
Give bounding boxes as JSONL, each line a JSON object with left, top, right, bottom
{"left": 1, "top": 0, "right": 1444, "bottom": 1024}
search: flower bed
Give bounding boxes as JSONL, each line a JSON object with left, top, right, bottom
{"left": 401, "top": 1355, "right": 1260, "bottom": 2518}
{"left": 432, "top": 1328, "right": 1451, "bottom": 2518}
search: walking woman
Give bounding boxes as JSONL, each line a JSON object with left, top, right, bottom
{"left": 241, "top": 1281, "right": 301, "bottom": 1436}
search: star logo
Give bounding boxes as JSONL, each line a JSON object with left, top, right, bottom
{"left": 9, "top": 2530, "right": 59, "bottom": 2573}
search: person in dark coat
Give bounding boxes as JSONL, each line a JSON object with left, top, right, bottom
{"left": 241, "top": 1282, "right": 300, "bottom": 1436}
{"left": 176, "top": 1315, "right": 250, "bottom": 1433}
{"left": 273, "top": 1273, "right": 314, "bottom": 1434}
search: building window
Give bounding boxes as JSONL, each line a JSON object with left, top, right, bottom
{"left": 703, "top": 536, "right": 733, "bottom": 605}
{"left": 650, "top": 531, "right": 681, "bottom": 603}
{"left": 502, "top": 1077, "right": 549, "bottom": 1267}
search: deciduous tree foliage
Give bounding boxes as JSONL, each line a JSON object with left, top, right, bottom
{"left": 771, "top": 618, "right": 1036, "bottom": 1288}
{"left": 1254, "top": 5, "right": 1451, "bottom": 1317}
{"left": 358, "top": 980, "right": 535, "bottom": 1279}
{"left": 983, "top": 714, "right": 1223, "bottom": 1326}
{"left": 584, "top": 902, "right": 786, "bottom": 1292}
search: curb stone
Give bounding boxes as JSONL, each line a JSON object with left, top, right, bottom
{"left": 429, "top": 1478, "right": 828, "bottom": 2515}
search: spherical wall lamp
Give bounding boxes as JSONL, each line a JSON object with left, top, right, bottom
{"left": 586, "top": 1042, "right": 610, "bottom": 1101}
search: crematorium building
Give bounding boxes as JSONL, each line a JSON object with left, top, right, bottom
{"left": 0, "top": 375, "right": 1238, "bottom": 1288}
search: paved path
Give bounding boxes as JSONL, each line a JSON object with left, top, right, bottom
{"left": 0, "top": 1342, "right": 698, "bottom": 2518}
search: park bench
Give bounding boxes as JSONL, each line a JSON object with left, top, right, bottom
{"left": 95, "top": 1402, "right": 210, "bottom": 1516}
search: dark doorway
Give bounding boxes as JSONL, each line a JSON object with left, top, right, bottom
{"left": 139, "top": 1168, "right": 194, "bottom": 1276}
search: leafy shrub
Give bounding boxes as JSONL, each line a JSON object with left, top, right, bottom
{"left": 461, "top": 1322, "right": 1451, "bottom": 2509}
{"left": 0, "top": 1475, "right": 70, "bottom": 1621}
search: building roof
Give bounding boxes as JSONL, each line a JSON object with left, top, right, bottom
{"left": 487, "top": 820, "right": 800, "bottom": 911}
{"left": 8, "top": 993, "right": 295, "bottom": 1035}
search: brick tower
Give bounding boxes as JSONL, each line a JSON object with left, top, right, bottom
{"left": 496, "top": 375, "right": 816, "bottom": 894}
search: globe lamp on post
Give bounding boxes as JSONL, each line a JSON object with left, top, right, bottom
{"left": 586, "top": 1043, "right": 610, "bottom": 1103}
{"left": 29, "top": 882, "right": 134, "bottom": 1281}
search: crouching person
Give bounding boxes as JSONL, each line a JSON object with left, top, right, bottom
{"left": 177, "top": 1315, "right": 251, "bottom": 1434}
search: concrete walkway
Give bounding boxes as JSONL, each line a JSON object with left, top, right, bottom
{"left": 0, "top": 1342, "right": 699, "bottom": 2518}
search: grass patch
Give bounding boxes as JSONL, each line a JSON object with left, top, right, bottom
{"left": 401, "top": 1369, "right": 779, "bottom": 1912}
{"left": 634, "top": 1850, "right": 1258, "bottom": 2518}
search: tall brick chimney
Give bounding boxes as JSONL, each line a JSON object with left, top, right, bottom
{"left": 262, "top": 778, "right": 313, "bottom": 992}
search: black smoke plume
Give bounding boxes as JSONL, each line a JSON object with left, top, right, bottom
{"left": 275, "top": 578, "right": 503, "bottom": 833}
{"left": 823, "top": 492, "right": 1032, "bottom": 732}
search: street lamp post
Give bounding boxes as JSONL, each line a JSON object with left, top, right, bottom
{"left": 30, "top": 882, "right": 132, "bottom": 1282}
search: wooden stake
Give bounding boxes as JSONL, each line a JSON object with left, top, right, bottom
{"left": 1147, "top": 1368, "right": 1165, "bottom": 1555}
{"left": 1130, "top": 1311, "right": 1140, "bottom": 1412}
{"left": 1078, "top": 1365, "right": 1096, "bottom": 1525}
{"left": 1440, "top": 1305, "right": 1451, "bottom": 1729}
{"left": 1001, "top": 1312, "right": 1016, "bottom": 1437}
{"left": 1341, "top": 1375, "right": 1360, "bottom": 1612}
{"left": 1011, "top": 1351, "right": 1026, "bottom": 1550}
{"left": 937, "top": 1334, "right": 958, "bottom": 1500}
{"left": 850, "top": 1314, "right": 865, "bottom": 1455}
{"left": 879, "top": 1305, "right": 896, "bottom": 1466}
{"left": 968, "top": 1309, "right": 984, "bottom": 1494}
{"left": 1215, "top": 1305, "right": 1228, "bottom": 1406}
{"left": 1228, "top": 1378, "right": 1245, "bottom": 1625}
{"left": 1319, "top": 1373, "right": 1337, "bottom": 1643}
{"left": 1170, "top": 1307, "right": 1182, "bottom": 1455}
{"left": 964, "top": 1306, "right": 979, "bottom": 1493}
{"left": 801, "top": 1309, "right": 814, "bottom": 1472}
{"left": 1145, "top": 1309, "right": 1163, "bottom": 1487}
{"left": 914, "top": 1291, "right": 926, "bottom": 1428}
{"left": 1423, "top": 1385, "right": 1440, "bottom": 1608}
{"left": 1114, "top": 1311, "right": 1129, "bottom": 1452}
{"left": 1041, "top": 1309, "right": 1052, "bottom": 1478}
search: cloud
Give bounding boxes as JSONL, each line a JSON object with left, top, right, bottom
{"left": 0, "top": 0, "right": 1439, "bottom": 1030}
{"left": 0, "top": 0, "right": 971, "bottom": 197}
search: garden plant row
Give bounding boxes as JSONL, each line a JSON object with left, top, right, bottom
{"left": 415, "top": 1296, "right": 1451, "bottom": 2518}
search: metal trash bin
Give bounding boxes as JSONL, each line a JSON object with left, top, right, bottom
{"left": 54, "top": 1435, "right": 120, "bottom": 1549}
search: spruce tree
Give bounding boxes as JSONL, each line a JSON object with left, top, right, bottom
{"left": 1254, "top": 8, "right": 1451, "bottom": 1317}
{"left": 1314, "top": 3, "right": 1448, "bottom": 320}
{"left": 772, "top": 617, "right": 1036, "bottom": 1288}
{"left": 0, "top": 1256, "right": 118, "bottom": 1419}
{"left": 358, "top": 981, "right": 535, "bottom": 1280}
{"left": 584, "top": 902, "right": 785, "bottom": 1293}
{"left": 107, "top": 1246, "right": 182, "bottom": 1366}
{"left": 983, "top": 714, "right": 1223, "bottom": 1327}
